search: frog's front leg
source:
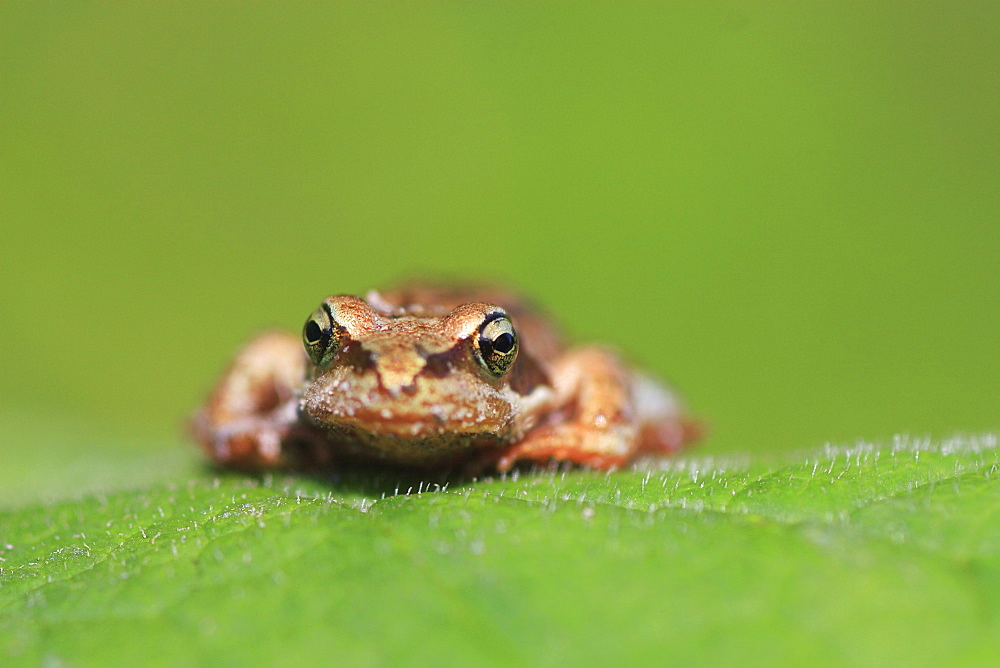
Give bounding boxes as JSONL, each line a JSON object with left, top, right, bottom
{"left": 191, "top": 332, "right": 320, "bottom": 469}
{"left": 497, "top": 347, "right": 699, "bottom": 471}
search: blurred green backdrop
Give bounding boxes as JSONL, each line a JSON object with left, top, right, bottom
{"left": 1, "top": 3, "right": 997, "bottom": 502}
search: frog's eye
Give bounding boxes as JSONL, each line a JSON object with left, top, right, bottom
{"left": 473, "top": 312, "right": 518, "bottom": 376}
{"left": 302, "top": 304, "right": 341, "bottom": 367}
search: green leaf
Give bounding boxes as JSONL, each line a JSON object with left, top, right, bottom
{"left": 2, "top": 436, "right": 999, "bottom": 665}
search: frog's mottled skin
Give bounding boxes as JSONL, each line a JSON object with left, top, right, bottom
{"left": 192, "top": 284, "right": 699, "bottom": 472}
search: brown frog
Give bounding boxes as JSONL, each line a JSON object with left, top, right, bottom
{"left": 192, "top": 284, "right": 699, "bottom": 472}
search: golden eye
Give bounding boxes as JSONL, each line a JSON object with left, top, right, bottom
{"left": 302, "top": 303, "right": 340, "bottom": 367}
{"left": 474, "top": 312, "right": 518, "bottom": 376}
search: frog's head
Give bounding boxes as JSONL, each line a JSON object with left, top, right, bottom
{"left": 298, "top": 295, "right": 544, "bottom": 462}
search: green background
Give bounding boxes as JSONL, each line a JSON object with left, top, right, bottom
{"left": 3, "top": 3, "right": 996, "bottom": 489}
{"left": 1, "top": 3, "right": 999, "bottom": 663}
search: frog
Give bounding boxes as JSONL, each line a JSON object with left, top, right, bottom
{"left": 191, "top": 284, "right": 700, "bottom": 473}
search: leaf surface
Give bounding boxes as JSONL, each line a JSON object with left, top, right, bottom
{"left": 2, "top": 436, "right": 999, "bottom": 665}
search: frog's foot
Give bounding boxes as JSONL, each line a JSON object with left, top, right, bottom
{"left": 496, "top": 423, "right": 636, "bottom": 471}
{"left": 192, "top": 410, "right": 292, "bottom": 469}
{"left": 496, "top": 416, "right": 700, "bottom": 472}
{"left": 193, "top": 399, "right": 339, "bottom": 470}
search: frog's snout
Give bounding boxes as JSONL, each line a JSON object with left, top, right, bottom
{"left": 373, "top": 350, "right": 426, "bottom": 396}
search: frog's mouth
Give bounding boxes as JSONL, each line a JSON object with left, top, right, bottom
{"left": 320, "top": 421, "right": 511, "bottom": 464}
{"left": 303, "top": 395, "right": 514, "bottom": 465}
{"left": 301, "top": 371, "right": 516, "bottom": 442}
{"left": 323, "top": 402, "right": 501, "bottom": 439}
